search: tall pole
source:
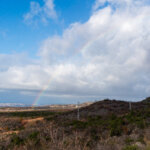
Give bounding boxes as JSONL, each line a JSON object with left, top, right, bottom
{"left": 129, "top": 101, "right": 132, "bottom": 111}
{"left": 77, "top": 101, "right": 80, "bottom": 120}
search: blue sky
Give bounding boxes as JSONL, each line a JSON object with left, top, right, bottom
{"left": 0, "top": 0, "right": 150, "bottom": 105}
{"left": 0, "top": 0, "right": 93, "bottom": 56}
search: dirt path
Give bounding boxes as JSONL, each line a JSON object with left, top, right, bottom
{"left": 22, "top": 117, "right": 44, "bottom": 124}
{"left": 1, "top": 130, "right": 19, "bottom": 136}
{"left": 0, "top": 117, "right": 44, "bottom": 137}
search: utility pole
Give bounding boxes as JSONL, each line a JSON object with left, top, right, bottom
{"left": 129, "top": 101, "right": 132, "bottom": 111}
{"left": 77, "top": 101, "right": 80, "bottom": 120}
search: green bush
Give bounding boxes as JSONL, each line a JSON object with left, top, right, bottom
{"left": 145, "top": 145, "right": 150, "bottom": 150}
{"left": 109, "top": 117, "right": 123, "bottom": 136}
{"left": 125, "top": 137, "right": 134, "bottom": 145}
{"left": 10, "top": 135, "right": 24, "bottom": 146}
{"left": 126, "top": 111, "right": 136, "bottom": 123}
{"left": 0, "top": 111, "right": 57, "bottom": 118}
{"left": 90, "top": 128, "right": 99, "bottom": 141}
{"left": 110, "top": 126, "right": 122, "bottom": 136}
{"left": 44, "top": 116, "right": 55, "bottom": 121}
{"left": 137, "top": 135, "right": 145, "bottom": 144}
{"left": 125, "top": 111, "right": 146, "bottom": 129}
{"left": 136, "top": 119, "right": 145, "bottom": 129}
{"left": 29, "top": 131, "right": 39, "bottom": 140}
{"left": 123, "top": 145, "right": 139, "bottom": 150}
{"left": 69, "top": 120, "right": 87, "bottom": 129}
{"left": 87, "top": 116, "right": 103, "bottom": 127}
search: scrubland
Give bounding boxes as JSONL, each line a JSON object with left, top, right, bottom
{"left": 0, "top": 98, "right": 150, "bottom": 150}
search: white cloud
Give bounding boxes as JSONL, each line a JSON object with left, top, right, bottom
{"left": 38, "top": 1, "right": 150, "bottom": 97}
{"left": 24, "top": 0, "right": 57, "bottom": 25}
{"left": 1, "top": 0, "right": 150, "bottom": 101}
{"left": 93, "top": 0, "right": 150, "bottom": 11}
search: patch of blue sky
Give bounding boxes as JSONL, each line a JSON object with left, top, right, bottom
{"left": 0, "top": 0, "right": 95, "bottom": 58}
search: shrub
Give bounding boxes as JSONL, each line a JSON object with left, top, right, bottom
{"left": 145, "top": 145, "right": 150, "bottom": 150}
{"left": 10, "top": 135, "right": 24, "bottom": 146}
{"left": 123, "top": 145, "right": 139, "bottom": 150}
{"left": 44, "top": 116, "right": 55, "bottom": 121}
{"left": 136, "top": 119, "right": 145, "bottom": 129}
{"left": 28, "top": 131, "right": 39, "bottom": 140}
{"left": 87, "top": 116, "right": 103, "bottom": 127}
{"left": 137, "top": 135, "right": 145, "bottom": 144}
{"left": 125, "top": 137, "right": 134, "bottom": 145}
{"left": 110, "top": 126, "right": 122, "bottom": 136}
{"left": 109, "top": 117, "right": 123, "bottom": 136}
{"left": 90, "top": 128, "right": 99, "bottom": 141}
{"left": 68, "top": 120, "right": 87, "bottom": 129}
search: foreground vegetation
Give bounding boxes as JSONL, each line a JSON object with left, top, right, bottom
{"left": 0, "top": 99, "right": 150, "bottom": 150}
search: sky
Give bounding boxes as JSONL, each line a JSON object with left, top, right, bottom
{"left": 0, "top": 0, "right": 150, "bottom": 105}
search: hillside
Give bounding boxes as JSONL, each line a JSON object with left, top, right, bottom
{"left": 60, "top": 97, "right": 150, "bottom": 120}
{"left": 0, "top": 98, "right": 150, "bottom": 150}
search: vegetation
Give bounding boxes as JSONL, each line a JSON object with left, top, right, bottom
{"left": 0, "top": 110, "right": 58, "bottom": 118}
{"left": 0, "top": 99, "right": 150, "bottom": 149}
{"left": 123, "top": 145, "right": 139, "bottom": 150}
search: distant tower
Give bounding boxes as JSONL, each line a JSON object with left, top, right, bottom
{"left": 77, "top": 101, "right": 80, "bottom": 120}
{"left": 129, "top": 101, "right": 132, "bottom": 111}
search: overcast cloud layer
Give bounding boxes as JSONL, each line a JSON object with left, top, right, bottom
{"left": 1, "top": 0, "right": 150, "bottom": 104}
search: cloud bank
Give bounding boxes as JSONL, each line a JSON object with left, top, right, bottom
{"left": 1, "top": 0, "right": 150, "bottom": 103}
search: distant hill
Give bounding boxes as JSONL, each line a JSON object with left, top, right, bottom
{"left": 61, "top": 98, "right": 150, "bottom": 119}
{"left": 0, "top": 103, "right": 26, "bottom": 107}
{"left": 142, "top": 97, "right": 150, "bottom": 103}
{"left": 80, "top": 98, "right": 150, "bottom": 116}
